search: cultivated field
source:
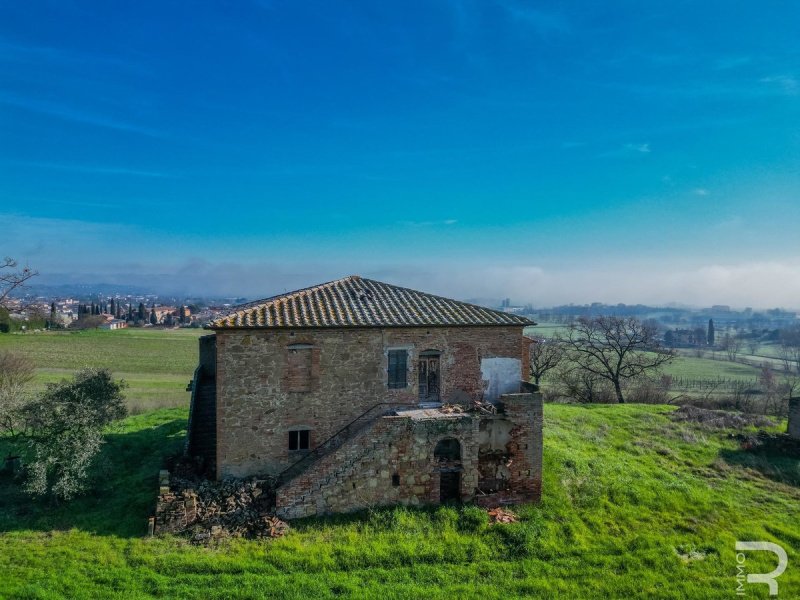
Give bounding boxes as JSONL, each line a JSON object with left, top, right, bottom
{"left": 0, "top": 328, "right": 203, "bottom": 413}
{"left": 1, "top": 404, "right": 798, "bottom": 598}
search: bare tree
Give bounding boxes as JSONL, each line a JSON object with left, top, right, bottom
{"left": 0, "top": 351, "right": 35, "bottom": 439}
{"left": 553, "top": 362, "right": 615, "bottom": 404}
{"left": 721, "top": 333, "right": 743, "bottom": 362}
{"left": 0, "top": 257, "right": 38, "bottom": 309}
{"left": 563, "top": 316, "right": 675, "bottom": 404}
{"left": 529, "top": 335, "right": 565, "bottom": 386}
{"left": 777, "top": 325, "right": 800, "bottom": 374}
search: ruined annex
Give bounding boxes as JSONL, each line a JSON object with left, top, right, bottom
{"left": 186, "top": 275, "right": 543, "bottom": 519}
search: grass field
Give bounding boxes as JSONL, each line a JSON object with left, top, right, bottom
{"left": 1, "top": 404, "right": 798, "bottom": 599}
{"left": 0, "top": 328, "right": 203, "bottom": 413}
{"left": 662, "top": 354, "right": 762, "bottom": 381}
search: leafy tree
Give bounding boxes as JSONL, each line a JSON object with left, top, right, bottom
{"left": 707, "top": 319, "right": 715, "bottom": 346}
{"left": 529, "top": 335, "right": 565, "bottom": 385}
{"left": 563, "top": 316, "right": 674, "bottom": 404}
{"left": 149, "top": 308, "right": 157, "bottom": 326}
{"left": 22, "top": 369, "right": 127, "bottom": 501}
{"left": 137, "top": 303, "right": 145, "bottom": 321}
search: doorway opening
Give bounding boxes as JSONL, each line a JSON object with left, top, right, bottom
{"left": 418, "top": 350, "right": 441, "bottom": 403}
{"left": 434, "top": 437, "right": 462, "bottom": 503}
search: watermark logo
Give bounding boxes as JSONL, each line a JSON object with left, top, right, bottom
{"left": 735, "top": 541, "right": 788, "bottom": 596}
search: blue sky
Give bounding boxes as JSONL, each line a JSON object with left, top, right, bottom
{"left": 2, "top": 1, "right": 799, "bottom": 306}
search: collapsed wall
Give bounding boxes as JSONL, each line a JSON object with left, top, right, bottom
{"left": 275, "top": 390, "right": 543, "bottom": 520}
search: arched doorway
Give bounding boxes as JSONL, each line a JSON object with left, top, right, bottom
{"left": 418, "top": 350, "right": 441, "bottom": 403}
{"left": 434, "top": 437, "right": 462, "bottom": 503}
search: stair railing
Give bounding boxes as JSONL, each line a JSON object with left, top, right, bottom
{"left": 276, "top": 402, "right": 403, "bottom": 487}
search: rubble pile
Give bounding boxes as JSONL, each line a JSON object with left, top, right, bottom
{"left": 438, "top": 400, "right": 497, "bottom": 415}
{"left": 155, "top": 472, "right": 289, "bottom": 544}
{"left": 736, "top": 431, "right": 800, "bottom": 455}
{"left": 486, "top": 507, "right": 518, "bottom": 524}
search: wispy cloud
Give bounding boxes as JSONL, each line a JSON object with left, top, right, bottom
{"left": 398, "top": 219, "right": 459, "bottom": 227}
{"left": 494, "top": 1, "right": 570, "bottom": 35}
{"left": 760, "top": 74, "right": 799, "bottom": 95}
{"left": 0, "top": 92, "right": 165, "bottom": 138}
{"left": 5, "top": 161, "right": 170, "bottom": 178}
{"left": 0, "top": 38, "right": 147, "bottom": 74}
{"left": 693, "top": 188, "right": 709, "bottom": 196}
{"left": 598, "top": 142, "right": 651, "bottom": 158}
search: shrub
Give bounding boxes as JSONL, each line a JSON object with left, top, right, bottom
{"left": 22, "top": 368, "right": 127, "bottom": 501}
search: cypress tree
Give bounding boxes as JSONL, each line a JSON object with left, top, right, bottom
{"left": 707, "top": 319, "right": 715, "bottom": 346}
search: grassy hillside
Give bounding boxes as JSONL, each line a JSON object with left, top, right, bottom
{"left": 2, "top": 404, "right": 798, "bottom": 599}
{"left": 0, "top": 328, "right": 203, "bottom": 413}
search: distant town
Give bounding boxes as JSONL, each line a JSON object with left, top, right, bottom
{"left": 3, "top": 284, "right": 797, "bottom": 338}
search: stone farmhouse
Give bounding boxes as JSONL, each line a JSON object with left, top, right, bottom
{"left": 186, "top": 276, "right": 543, "bottom": 519}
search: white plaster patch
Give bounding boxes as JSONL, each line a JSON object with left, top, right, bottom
{"left": 480, "top": 357, "right": 520, "bottom": 402}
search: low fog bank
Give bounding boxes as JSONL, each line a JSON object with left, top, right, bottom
{"left": 33, "top": 258, "right": 800, "bottom": 310}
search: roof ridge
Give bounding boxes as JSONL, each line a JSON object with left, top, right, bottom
{"left": 208, "top": 275, "right": 534, "bottom": 329}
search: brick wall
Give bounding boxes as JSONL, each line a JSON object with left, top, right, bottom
{"left": 214, "top": 325, "right": 527, "bottom": 479}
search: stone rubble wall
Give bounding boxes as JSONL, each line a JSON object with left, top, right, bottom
{"left": 276, "top": 391, "right": 543, "bottom": 520}
{"left": 276, "top": 414, "right": 481, "bottom": 520}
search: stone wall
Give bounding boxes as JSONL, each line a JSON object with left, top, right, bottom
{"left": 275, "top": 391, "right": 543, "bottom": 520}
{"left": 199, "top": 334, "right": 216, "bottom": 377}
{"left": 215, "top": 325, "right": 528, "bottom": 478}
{"left": 789, "top": 397, "right": 800, "bottom": 439}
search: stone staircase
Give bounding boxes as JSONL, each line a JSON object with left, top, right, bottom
{"left": 186, "top": 367, "right": 217, "bottom": 472}
{"left": 275, "top": 416, "right": 397, "bottom": 519}
{"left": 275, "top": 402, "right": 401, "bottom": 490}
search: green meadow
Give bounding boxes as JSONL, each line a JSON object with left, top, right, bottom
{"left": 1, "top": 404, "right": 799, "bottom": 599}
{"left": 1, "top": 328, "right": 798, "bottom": 598}
{"left": 0, "top": 328, "right": 203, "bottom": 413}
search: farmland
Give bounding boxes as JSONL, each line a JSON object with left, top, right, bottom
{"left": 0, "top": 328, "right": 202, "bottom": 413}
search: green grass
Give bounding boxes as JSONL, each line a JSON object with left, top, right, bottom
{"left": 2, "top": 404, "right": 798, "bottom": 599}
{"left": 0, "top": 328, "right": 203, "bottom": 412}
{"left": 662, "top": 354, "right": 762, "bottom": 381}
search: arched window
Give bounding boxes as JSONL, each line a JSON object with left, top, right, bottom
{"left": 434, "top": 437, "right": 461, "bottom": 461}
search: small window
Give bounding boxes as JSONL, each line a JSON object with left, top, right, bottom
{"left": 392, "top": 473, "right": 400, "bottom": 487}
{"left": 387, "top": 349, "right": 407, "bottom": 389}
{"left": 288, "top": 429, "right": 310, "bottom": 451}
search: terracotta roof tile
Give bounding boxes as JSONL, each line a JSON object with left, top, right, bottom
{"left": 207, "top": 275, "right": 534, "bottom": 329}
